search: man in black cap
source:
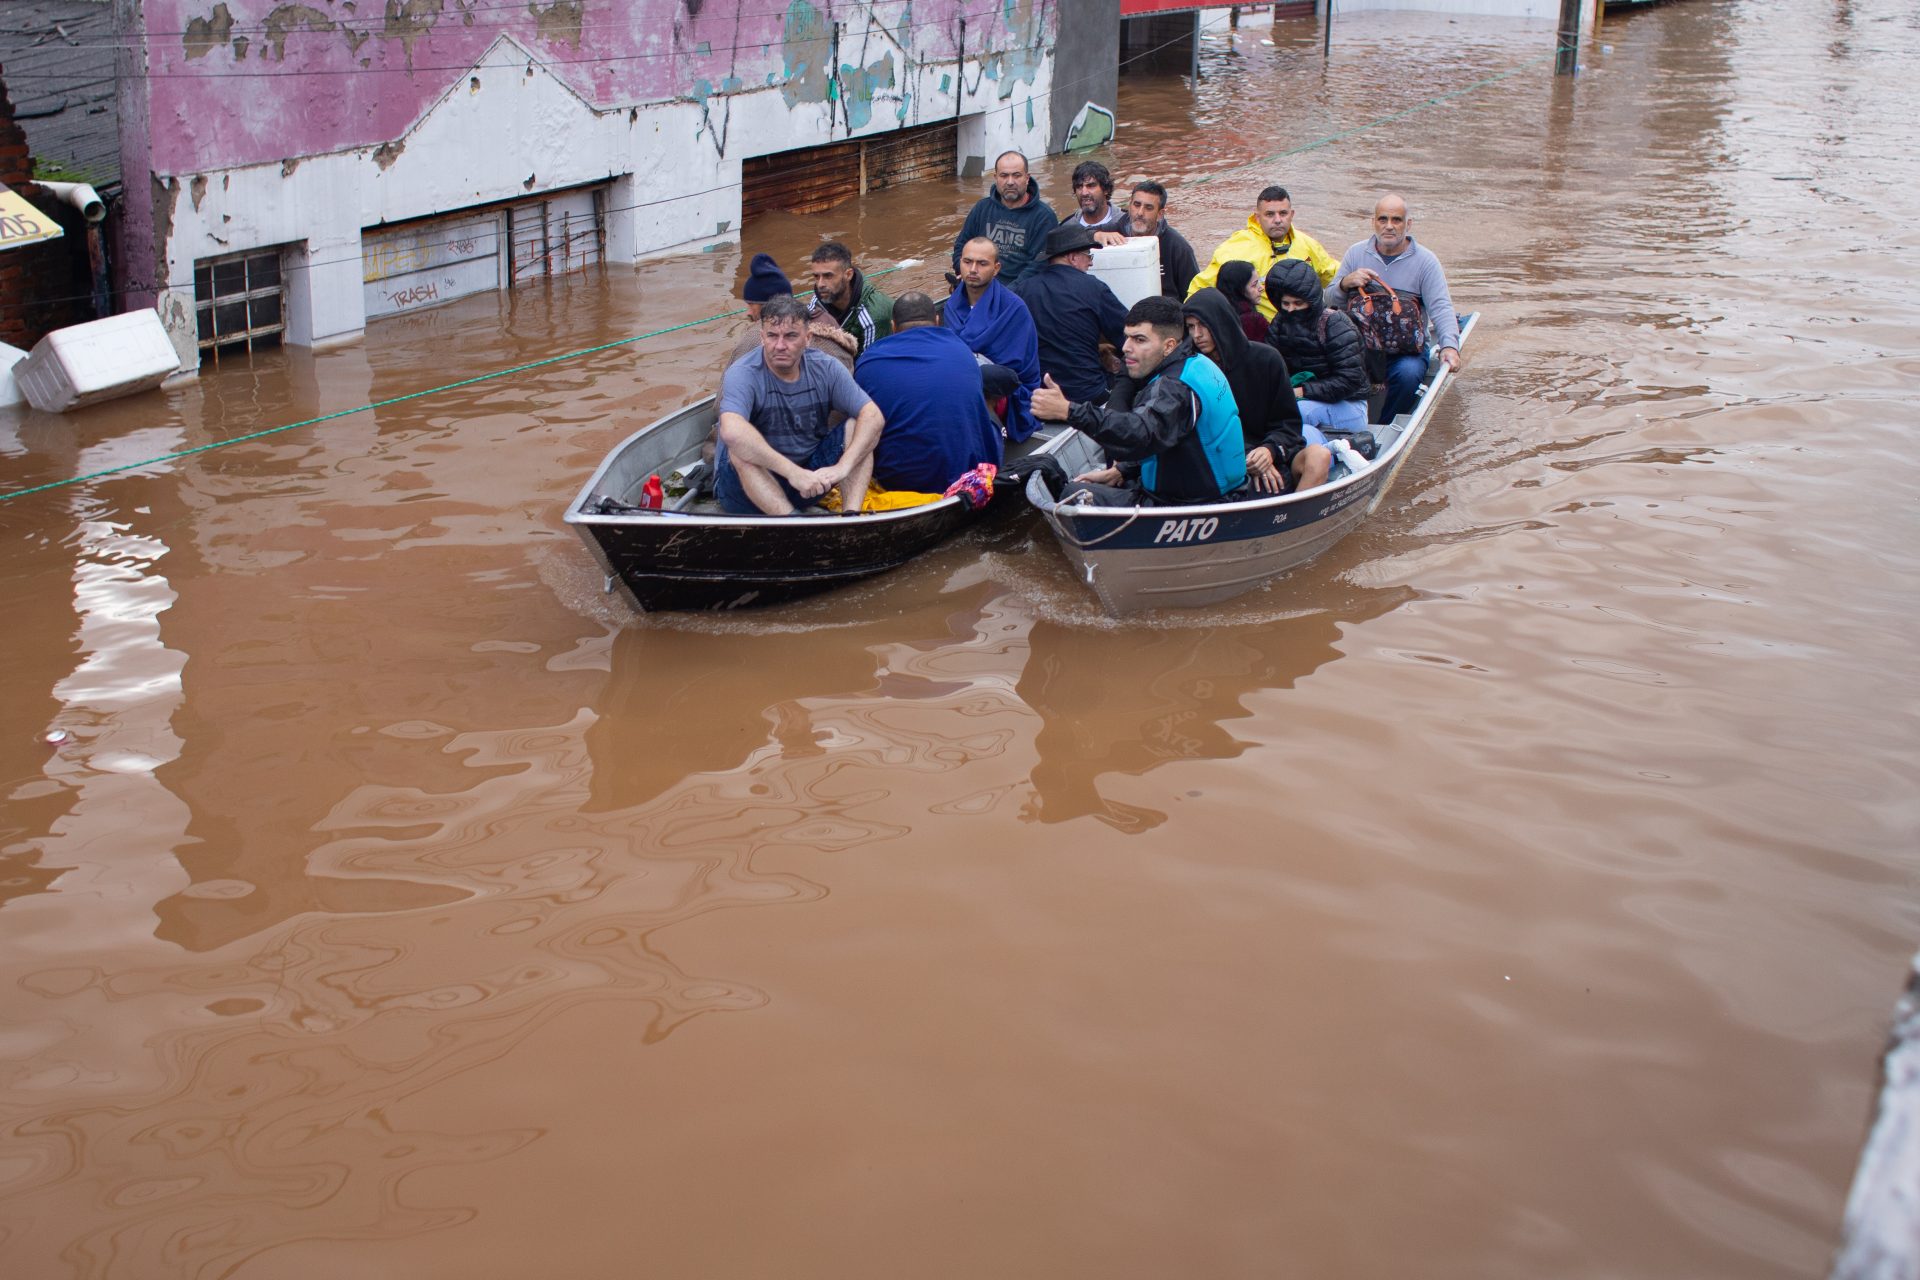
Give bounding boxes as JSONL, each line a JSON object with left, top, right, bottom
{"left": 1010, "top": 223, "right": 1129, "bottom": 406}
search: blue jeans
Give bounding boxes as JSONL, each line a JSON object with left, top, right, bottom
{"left": 713, "top": 425, "right": 845, "bottom": 514}
{"left": 1299, "top": 398, "right": 1369, "bottom": 431}
{"left": 1377, "top": 353, "right": 1429, "bottom": 423}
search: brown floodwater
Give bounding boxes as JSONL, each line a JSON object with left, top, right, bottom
{"left": 3, "top": 1, "right": 1917, "bottom": 1275}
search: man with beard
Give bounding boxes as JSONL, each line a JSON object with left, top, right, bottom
{"left": 950, "top": 150, "right": 1058, "bottom": 284}
{"left": 1187, "top": 185, "right": 1339, "bottom": 317}
{"left": 1124, "top": 180, "right": 1199, "bottom": 299}
{"left": 1029, "top": 296, "right": 1247, "bottom": 507}
{"left": 804, "top": 241, "right": 893, "bottom": 356}
{"left": 943, "top": 236, "right": 1044, "bottom": 442}
{"left": 1063, "top": 159, "right": 1130, "bottom": 245}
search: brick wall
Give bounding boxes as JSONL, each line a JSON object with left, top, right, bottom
{"left": 0, "top": 65, "right": 96, "bottom": 349}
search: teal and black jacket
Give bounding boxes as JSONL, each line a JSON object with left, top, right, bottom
{"left": 1066, "top": 341, "right": 1248, "bottom": 503}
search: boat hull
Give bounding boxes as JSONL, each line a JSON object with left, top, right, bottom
{"left": 566, "top": 396, "right": 1061, "bottom": 612}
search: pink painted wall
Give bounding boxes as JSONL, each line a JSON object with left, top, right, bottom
{"left": 133, "top": 0, "right": 1052, "bottom": 176}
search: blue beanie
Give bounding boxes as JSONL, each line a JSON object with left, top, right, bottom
{"left": 742, "top": 252, "right": 791, "bottom": 303}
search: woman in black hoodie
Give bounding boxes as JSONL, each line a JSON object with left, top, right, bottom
{"left": 1264, "top": 258, "right": 1371, "bottom": 434}
{"left": 1182, "top": 287, "right": 1332, "bottom": 494}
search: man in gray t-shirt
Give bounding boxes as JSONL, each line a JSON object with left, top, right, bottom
{"left": 716, "top": 295, "right": 886, "bottom": 515}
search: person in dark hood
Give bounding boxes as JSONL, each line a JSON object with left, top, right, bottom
{"left": 1183, "top": 287, "right": 1330, "bottom": 494}
{"left": 1264, "top": 257, "right": 1371, "bottom": 434}
{"left": 1215, "top": 260, "right": 1270, "bottom": 344}
{"left": 950, "top": 150, "right": 1059, "bottom": 284}
{"left": 1030, "top": 296, "right": 1247, "bottom": 507}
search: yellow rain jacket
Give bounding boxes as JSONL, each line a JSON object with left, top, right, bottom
{"left": 1185, "top": 215, "right": 1340, "bottom": 319}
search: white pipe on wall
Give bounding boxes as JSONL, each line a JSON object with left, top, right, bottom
{"left": 35, "top": 181, "right": 105, "bottom": 224}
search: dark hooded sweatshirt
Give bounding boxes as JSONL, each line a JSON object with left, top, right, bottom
{"left": 1182, "top": 287, "right": 1305, "bottom": 467}
{"left": 951, "top": 178, "right": 1059, "bottom": 284}
{"left": 1264, "top": 258, "right": 1370, "bottom": 405}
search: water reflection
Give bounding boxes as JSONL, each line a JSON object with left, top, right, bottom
{"left": 583, "top": 617, "right": 886, "bottom": 812}
{"left": 1018, "top": 585, "right": 1409, "bottom": 830}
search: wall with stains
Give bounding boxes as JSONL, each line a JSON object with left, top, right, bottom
{"left": 116, "top": 0, "right": 1060, "bottom": 365}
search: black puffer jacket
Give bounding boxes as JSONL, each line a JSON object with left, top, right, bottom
{"left": 1264, "top": 258, "right": 1370, "bottom": 404}
{"left": 1182, "top": 287, "right": 1304, "bottom": 466}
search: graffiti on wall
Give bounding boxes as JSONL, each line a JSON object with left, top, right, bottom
{"left": 143, "top": 0, "right": 1057, "bottom": 174}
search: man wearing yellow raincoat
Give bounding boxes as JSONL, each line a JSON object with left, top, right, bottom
{"left": 1185, "top": 185, "right": 1339, "bottom": 320}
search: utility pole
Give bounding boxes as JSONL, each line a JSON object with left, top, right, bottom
{"left": 1323, "top": 0, "right": 1333, "bottom": 61}
{"left": 1555, "top": 0, "right": 1581, "bottom": 75}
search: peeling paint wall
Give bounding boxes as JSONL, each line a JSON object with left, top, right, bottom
{"left": 131, "top": 0, "right": 1054, "bottom": 175}
{"left": 117, "top": 0, "right": 1061, "bottom": 364}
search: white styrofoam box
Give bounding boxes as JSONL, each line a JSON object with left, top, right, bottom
{"left": 0, "top": 342, "right": 26, "bottom": 408}
{"left": 15, "top": 309, "right": 181, "bottom": 413}
{"left": 1089, "top": 236, "right": 1163, "bottom": 310}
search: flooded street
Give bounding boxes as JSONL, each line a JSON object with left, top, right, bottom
{"left": 3, "top": 0, "right": 1917, "bottom": 1273}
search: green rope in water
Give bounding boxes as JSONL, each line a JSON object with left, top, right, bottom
{"left": 1, "top": 46, "right": 1571, "bottom": 505}
{"left": 0, "top": 311, "right": 742, "bottom": 504}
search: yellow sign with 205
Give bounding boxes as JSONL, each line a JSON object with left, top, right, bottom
{"left": 0, "top": 182, "right": 65, "bottom": 250}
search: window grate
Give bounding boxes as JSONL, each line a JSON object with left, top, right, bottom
{"left": 194, "top": 248, "right": 285, "bottom": 359}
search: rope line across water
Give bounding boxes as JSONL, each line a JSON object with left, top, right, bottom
{"left": 0, "top": 311, "right": 740, "bottom": 503}
{"left": 0, "top": 44, "right": 1575, "bottom": 506}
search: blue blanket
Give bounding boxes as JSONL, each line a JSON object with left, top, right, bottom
{"left": 856, "top": 326, "right": 1003, "bottom": 494}
{"left": 943, "top": 279, "right": 1042, "bottom": 442}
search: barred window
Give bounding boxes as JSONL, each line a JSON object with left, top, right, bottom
{"left": 193, "top": 248, "right": 285, "bottom": 359}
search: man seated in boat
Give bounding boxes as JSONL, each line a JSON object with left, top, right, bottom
{"left": 1182, "top": 287, "right": 1330, "bottom": 495}
{"left": 1330, "top": 193, "right": 1462, "bottom": 423}
{"left": 714, "top": 296, "right": 886, "bottom": 516}
{"left": 855, "top": 291, "right": 1003, "bottom": 494}
{"left": 1264, "top": 259, "right": 1370, "bottom": 452}
{"left": 804, "top": 241, "right": 893, "bottom": 357}
{"left": 1028, "top": 296, "right": 1248, "bottom": 508}
{"left": 1011, "top": 224, "right": 1129, "bottom": 409}
{"left": 1186, "top": 185, "right": 1340, "bottom": 317}
{"left": 943, "top": 236, "right": 1044, "bottom": 443}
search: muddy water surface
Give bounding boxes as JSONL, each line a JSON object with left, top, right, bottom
{"left": 3, "top": 1, "right": 1918, "bottom": 1275}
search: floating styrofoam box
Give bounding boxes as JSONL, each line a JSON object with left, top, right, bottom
{"left": 1089, "top": 236, "right": 1163, "bottom": 310}
{"left": 0, "top": 342, "right": 26, "bottom": 408}
{"left": 15, "top": 310, "right": 180, "bottom": 413}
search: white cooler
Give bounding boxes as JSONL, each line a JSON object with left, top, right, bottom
{"left": 0, "top": 342, "right": 27, "bottom": 408}
{"left": 1088, "top": 237, "right": 1163, "bottom": 309}
{"left": 15, "top": 309, "right": 181, "bottom": 413}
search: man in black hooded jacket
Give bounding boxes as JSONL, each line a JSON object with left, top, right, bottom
{"left": 1182, "top": 287, "right": 1331, "bottom": 494}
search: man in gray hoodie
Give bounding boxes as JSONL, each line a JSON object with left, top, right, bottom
{"left": 1332, "top": 192, "right": 1461, "bottom": 422}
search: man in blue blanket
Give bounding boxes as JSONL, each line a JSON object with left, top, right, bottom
{"left": 942, "top": 236, "right": 1043, "bottom": 443}
{"left": 855, "top": 291, "right": 1003, "bottom": 494}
